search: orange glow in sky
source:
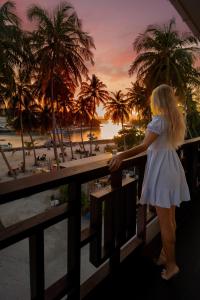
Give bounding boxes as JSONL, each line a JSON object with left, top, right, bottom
{"left": 14, "top": 0, "right": 190, "bottom": 95}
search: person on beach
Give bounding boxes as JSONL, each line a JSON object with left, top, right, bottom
{"left": 108, "top": 84, "right": 190, "bottom": 280}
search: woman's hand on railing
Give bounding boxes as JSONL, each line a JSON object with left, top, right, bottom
{"left": 108, "top": 155, "right": 123, "bottom": 172}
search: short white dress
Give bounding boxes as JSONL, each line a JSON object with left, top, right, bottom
{"left": 139, "top": 115, "right": 190, "bottom": 208}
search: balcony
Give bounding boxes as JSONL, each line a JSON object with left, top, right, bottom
{"left": 0, "top": 137, "right": 200, "bottom": 300}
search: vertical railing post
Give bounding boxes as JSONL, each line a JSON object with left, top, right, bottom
{"left": 29, "top": 231, "right": 45, "bottom": 300}
{"left": 136, "top": 157, "right": 147, "bottom": 243}
{"left": 109, "top": 170, "right": 122, "bottom": 272}
{"left": 186, "top": 143, "right": 199, "bottom": 199}
{"left": 67, "top": 181, "right": 81, "bottom": 300}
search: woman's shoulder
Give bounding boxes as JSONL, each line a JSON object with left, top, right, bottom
{"left": 151, "top": 115, "right": 166, "bottom": 124}
{"left": 152, "top": 115, "right": 165, "bottom": 120}
{"left": 147, "top": 115, "right": 166, "bottom": 135}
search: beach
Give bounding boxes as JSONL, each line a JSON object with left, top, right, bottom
{"left": 0, "top": 138, "right": 115, "bottom": 230}
{"left": 0, "top": 140, "right": 116, "bottom": 299}
{"left": 0, "top": 141, "right": 115, "bottom": 182}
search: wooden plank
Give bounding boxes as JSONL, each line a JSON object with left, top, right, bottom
{"left": 0, "top": 152, "right": 147, "bottom": 204}
{"left": 109, "top": 170, "right": 122, "bottom": 272}
{"left": 67, "top": 182, "right": 81, "bottom": 300}
{"left": 0, "top": 204, "right": 69, "bottom": 250}
{"left": 80, "top": 227, "right": 96, "bottom": 248}
{"left": 1, "top": 138, "right": 200, "bottom": 205}
{"left": 120, "top": 237, "right": 143, "bottom": 262}
{"left": 90, "top": 183, "right": 113, "bottom": 259}
{"left": 89, "top": 177, "right": 138, "bottom": 264}
{"left": 125, "top": 179, "right": 137, "bottom": 240}
{"left": 89, "top": 195, "right": 103, "bottom": 267}
{"left": 137, "top": 204, "right": 147, "bottom": 241}
{"left": 103, "top": 193, "right": 115, "bottom": 258}
{"left": 29, "top": 231, "right": 45, "bottom": 300}
{"left": 59, "top": 153, "right": 112, "bottom": 168}
{"left": 135, "top": 156, "right": 147, "bottom": 243}
{"left": 0, "top": 220, "right": 5, "bottom": 232}
{"left": 80, "top": 263, "right": 110, "bottom": 300}
{"left": 81, "top": 236, "right": 143, "bottom": 300}
{"left": 45, "top": 274, "right": 71, "bottom": 300}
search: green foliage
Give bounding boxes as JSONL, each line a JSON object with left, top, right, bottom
{"left": 104, "top": 144, "right": 116, "bottom": 153}
{"left": 59, "top": 185, "right": 69, "bottom": 204}
{"left": 81, "top": 191, "right": 90, "bottom": 214}
{"left": 127, "top": 82, "right": 151, "bottom": 122}
{"left": 58, "top": 185, "right": 90, "bottom": 214}
{"left": 186, "top": 99, "right": 200, "bottom": 138}
{"left": 114, "top": 127, "right": 145, "bottom": 151}
{"left": 129, "top": 19, "right": 200, "bottom": 96}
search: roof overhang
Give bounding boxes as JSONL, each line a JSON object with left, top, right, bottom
{"left": 169, "top": 0, "right": 200, "bottom": 39}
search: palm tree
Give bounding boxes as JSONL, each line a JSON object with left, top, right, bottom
{"left": 55, "top": 80, "right": 76, "bottom": 161}
{"left": 37, "top": 100, "right": 55, "bottom": 154}
{"left": 12, "top": 97, "right": 40, "bottom": 166}
{"left": 183, "top": 87, "right": 200, "bottom": 138}
{"left": 8, "top": 70, "right": 36, "bottom": 171}
{"left": 0, "top": 1, "right": 22, "bottom": 93}
{"left": 0, "top": 146, "right": 16, "bottom": 178}
{"left": 129, "top": 19, "right": 200, "bottom": 97}
{"left": 126, "top": 81, "right": 150, "bottom": 123}
{"left": 27, "top": 2, "right": 95, "bottom": 166}
{"left": 79, "top": 74, "right": 109, "bottom": 154}
{"left": 58, "top": 94, "right": 76, "bottom": 160}
{"left": 104, "top": 90, "right": 130, "bottom": 150}
{"left": 74, "top": 96, "right": 92, "bottom": 153}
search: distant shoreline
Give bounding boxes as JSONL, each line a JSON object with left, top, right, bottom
{"left": 2, "top": 138, "right": 115, "bottom": 152}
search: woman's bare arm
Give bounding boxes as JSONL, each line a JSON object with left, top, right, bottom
{"left": 108, "top": 131, "right": 158, "bottom": 172}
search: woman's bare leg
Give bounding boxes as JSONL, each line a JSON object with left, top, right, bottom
{"left": 171, "top": 205, "right": 176, "bottom": 231}
{"left": 157, "top": 205, "right": 176, "bottom": 266}
{"left": 156, "top": 206, "right": 179, "bottom": 279}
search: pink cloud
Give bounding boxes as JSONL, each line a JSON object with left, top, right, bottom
{"left": 5, "top": 0, "right": 192, "bottom": 93}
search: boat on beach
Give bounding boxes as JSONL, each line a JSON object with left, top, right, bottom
{"left": 0, "top": 142, "right": 12, "bottom": 149}
{"left": 0, "top": 125, "right": 14, "bottom": 134}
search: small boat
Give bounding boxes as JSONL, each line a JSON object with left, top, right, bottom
{"left": 0, "top": 124, "right": 13, "bottom": 133}
{"left": 0, "top": 143, "right": 12, "bottom": 149}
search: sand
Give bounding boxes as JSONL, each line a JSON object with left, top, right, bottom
{"left": 0, "top": 142, "right": 115, "bottom": 227}
{"left": 0, "top": 141, "right": 118, "bottom": 298}
{"left": 0, "top": 142, "right": 115, "bottom": 182}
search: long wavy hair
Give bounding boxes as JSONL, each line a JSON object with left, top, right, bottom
{"left": 150, "top": 84, "right": 186, "bottom": 148}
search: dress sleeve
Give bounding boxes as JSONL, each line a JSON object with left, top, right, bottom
{"left": 147, "top": 116, "right": 164, "bottom": 135}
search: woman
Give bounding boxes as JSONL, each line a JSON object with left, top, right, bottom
{"left": 108, "top": 84, "right": 190, "bottom": 280}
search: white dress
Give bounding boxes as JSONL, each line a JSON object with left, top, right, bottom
{"left": 139, "top": 115, "right": 190, "bottom": 208}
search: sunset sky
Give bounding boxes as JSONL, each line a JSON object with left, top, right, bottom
{"left": 6, "top": 0, "right": 190, "bottom": 115}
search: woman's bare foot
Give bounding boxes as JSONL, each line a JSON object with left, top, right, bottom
{"left": 161, "top": 265, "right": 180, "bottom": 280}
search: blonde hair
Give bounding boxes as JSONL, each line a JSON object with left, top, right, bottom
{"left": 150, "top": 84, "right": 186, "bottom": 148}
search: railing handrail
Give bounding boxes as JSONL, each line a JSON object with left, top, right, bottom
{"left": 0, "top": 137, "right": 200, "bottom": 204}
{"left": 0, "top": 136, "right": 199, "bottom": 300}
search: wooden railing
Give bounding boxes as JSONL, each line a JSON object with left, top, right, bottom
{"left": 0, "top": 137, "right": 200, "bottom": 300}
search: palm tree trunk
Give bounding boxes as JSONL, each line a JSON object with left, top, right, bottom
{"left": 19, "top": 106, "right": 26, "bottom": 172}
{"left": 55, "top": 125, "right": 64, "bottom": 162}
{"left": 89, "top": 123, "right": 93, "bottom": 155}
{"left": 66, "top": 127, "right": 74, "bottom": 159}
{"left": 0, "top": 148, "right": 16, "bottom": 178}
{"left": 59, "top": 127, "right": 66, "bottom": 162}
{"left": 56, "top": 121, "right": 65, "bottom": 162}
{"left": 122, "top": 117, "right": 126, "bottom": 150}
{"left": 28, "top": 131, "right": 38, "bottom": 166}
{"left": 89, "top": 102, "right": 95, "bottom": 155}
{"left": 80, "top": 121, "right": 86, "bottom": 152}
{"left": 55, "top": 100, "right": 65, "bottom": 162}
{"left": 51, "top": 77, "right": 59, "bottom": 167}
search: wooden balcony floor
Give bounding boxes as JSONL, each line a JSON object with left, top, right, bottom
{"left": 85, "top": 199, "right": 200, "bottom": 300}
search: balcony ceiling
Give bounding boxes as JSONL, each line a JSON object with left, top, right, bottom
{"left": 169, "top": 0, "right": 200, "bottom": 39}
